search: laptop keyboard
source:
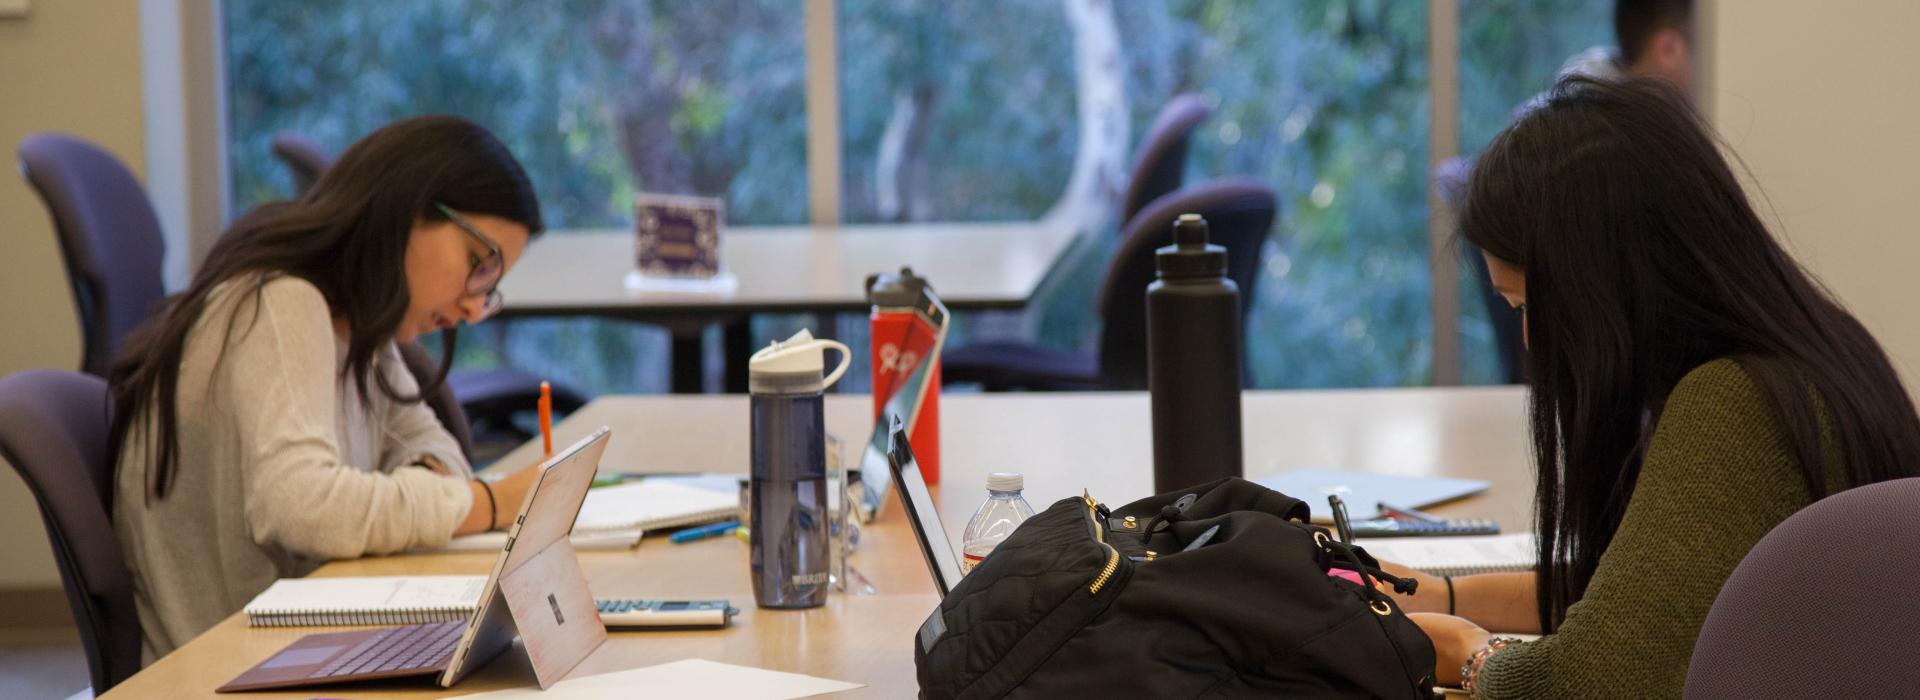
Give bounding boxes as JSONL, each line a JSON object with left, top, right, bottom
{"left": 309, "top": 620, "right": 467, "bottom": 678}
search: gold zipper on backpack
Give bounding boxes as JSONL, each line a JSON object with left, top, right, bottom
{"left": 1083, "top": 489, "right": 1122, "bottom": 594}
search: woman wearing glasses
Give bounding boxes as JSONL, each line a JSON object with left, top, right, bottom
{"left": 108, "top": 116, "right": 546, "bottom": 659}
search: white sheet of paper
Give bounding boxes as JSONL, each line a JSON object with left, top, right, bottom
{"left": 446, "top": 658, "right": 863, "bottom": 699}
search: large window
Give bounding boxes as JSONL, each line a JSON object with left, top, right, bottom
{"left": 225, "top": 1, "right": 806, "bottom": 393}
{"left": 223, "top": 0, "right": 1614, "bottom": 395}
{"left": 1455, "top": 0, "right": 1613, "bottom": 384}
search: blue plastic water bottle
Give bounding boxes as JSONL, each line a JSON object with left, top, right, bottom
{"left": 747, "top": 330, "right": 850, "bottom": 609}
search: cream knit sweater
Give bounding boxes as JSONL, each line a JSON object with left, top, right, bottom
{"left": 113, "top": 274, "right": 474, "bottom": 659}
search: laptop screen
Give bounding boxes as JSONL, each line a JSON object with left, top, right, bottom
{"left": 440, "top": 427, "right": 610, "bottom": 687}
{"left": 885, "top": 419, "right": 964, "bottom": 596}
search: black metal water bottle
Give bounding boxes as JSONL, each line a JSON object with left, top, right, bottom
{"left": 748, "top": 329, "right": 850, "bottom": 609}
{"left": 1146, "top": 213, "right": 1244, "bottom": 493}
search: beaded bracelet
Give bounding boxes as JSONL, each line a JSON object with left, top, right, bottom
{"left": 1460, "top": 636, "right": 1524, "bottom": 695}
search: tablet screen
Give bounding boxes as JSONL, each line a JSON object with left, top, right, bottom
{"left": 886, "top": 419, "right": 964, "bottom": 596}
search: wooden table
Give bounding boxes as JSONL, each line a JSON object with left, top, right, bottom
{"left": 100, "top": 387, "right": 1531, "bottom": 699}
{"left": 494, "top": 221, "right": 1083, "bottom": 392}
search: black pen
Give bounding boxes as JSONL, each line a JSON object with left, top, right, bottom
{"left": 1377, "top": 501, "right": 1441, "bottom": 523}
{"left": 1328, "top": 494, "right": 1355, "bottom": 543}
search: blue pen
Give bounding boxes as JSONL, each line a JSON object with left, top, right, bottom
{"left": 670, "top": 520, "right": 742, "bottom": 544}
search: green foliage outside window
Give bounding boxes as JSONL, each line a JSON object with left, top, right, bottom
{"left": 225, "top": 0, "right": 1611, "bottom": 395}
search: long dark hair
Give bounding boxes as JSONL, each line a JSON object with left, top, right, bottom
{"left": 1460, "top": 77, "right": 1920, "bottom": 630}
{"left": 109, "top": 115, "right": 543, "bottom": 500}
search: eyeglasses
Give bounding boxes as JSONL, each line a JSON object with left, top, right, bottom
{"left": 432, "top": 202, "right": 505, "bottom": 318}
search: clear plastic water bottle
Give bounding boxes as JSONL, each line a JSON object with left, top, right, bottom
{"left": 961, "top": 472, "right": 1036, "bottom": 575}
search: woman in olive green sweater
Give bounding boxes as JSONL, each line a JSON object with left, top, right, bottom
{"left": 1391, "top": 76, "right": 1920, "bottom": 697}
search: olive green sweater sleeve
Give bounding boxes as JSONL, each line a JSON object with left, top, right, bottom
{"left": 1475, "top": 359, "right": 1819, "bottom": 698}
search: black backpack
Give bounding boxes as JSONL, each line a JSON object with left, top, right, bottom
{"left": 913, "top": 477, "right": 1436, "bottom": 699}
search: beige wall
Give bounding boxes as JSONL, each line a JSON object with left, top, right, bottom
{"left": 0, "top": 1, "right": 144, "bottom": 588}
{"left": 1707, "top": 2, "right": 1920, "bottom": 388}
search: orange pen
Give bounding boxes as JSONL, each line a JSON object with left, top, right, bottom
{"left": 538, "top": 381, "right": 553, "bottom": 456}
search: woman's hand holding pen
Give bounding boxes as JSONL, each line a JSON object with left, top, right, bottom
{"left": 456, "top": 378, "right": 558, "bottom": 536}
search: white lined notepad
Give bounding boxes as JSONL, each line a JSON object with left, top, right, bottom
{"left": 1359, "top": 533, "right": 1537, "bottom": 577}
{"left": 571, "top": 479, "right": 740, "bottom": 536}
{"left": 243, "top": 575, "right": 485, "bottom": 627}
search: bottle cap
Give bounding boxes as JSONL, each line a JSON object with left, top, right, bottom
{"left": 986, "top": 472, "right": 1023, "bottom": 492}
{"left": 865, "top": 266, "right": 930, "bottom": 310}
{"left": 748, "top": 329, "right": 851, "bottom": 395}
{"left": 1155, "top": 213, "right": 1228, "bottom": 278}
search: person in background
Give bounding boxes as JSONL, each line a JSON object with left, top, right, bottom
{"left": 109, "top": 116, "right": 549, "bottom": 659}
{"left": 1543, "top": 0, "right": 1694, "bottom": 96}
{"left": 1455, "top": 0, "right": 1697, "bottom": 197}
{"left": 1392, "top": 76, "right": 1920, "bottom": 697}
{"left": 1447, "top": 0, "right": 1696, "bottom": 383}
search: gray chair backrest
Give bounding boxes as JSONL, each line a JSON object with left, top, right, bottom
{"left": 19, "top": 134, "right": 170, "bottom": 377}
{"left": 1684, "top": 477, "right": 1920, "bottom": 698}
{"left": 394, "top": 340, "right": 475, "bottom": 460}
{"left": 1097, "top": 176, "right": 1277, "bottom": 390}
{"left": 1436, "top": 154, "right": 1524, "bottom": 383}
{"left": 1120, "top": 94, "right": 1212, "bottom": 230}
{"left": 0, "top": 370, "right": 140, "bottom": 692}
{"left": 269, "top": 133, "right": 333, "bottom": 195}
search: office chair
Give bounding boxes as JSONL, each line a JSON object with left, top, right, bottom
{"left": 0, "top": 370, "right": 141, "bottom": 693}
{"left": 268, "top": 133, "right": 331, "bottom": 195}
{"left": 939, "top": 95, "right": 1215, "bottom": 390}
{"left": 18, "top": 133, "right": 169, "bottom": 377}
{"left": 944, "top": 177, "right": 1277, "bottom": 390}
{"left": 266, "top": 133, "right": 588, "bottom": 462}
{"left": 1120, "top": 94, "right": 1212, "bottom": 230}
{"left": 1684, "top": 477, "right": 1920, "bottom": 698}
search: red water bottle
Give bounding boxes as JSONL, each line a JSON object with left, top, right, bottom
{"left": 865, "top": 268, "right": 949, "bottom": 484}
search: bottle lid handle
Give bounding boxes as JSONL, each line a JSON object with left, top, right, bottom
{"left": 819, "top": 339, "right": 851, "bottom": 389}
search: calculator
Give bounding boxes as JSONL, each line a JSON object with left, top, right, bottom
{"left": 1349, "top": 517, "right": 1499, "bottom": 538}
{"left": 595, "top": 599, "right": 736, "bottom": 629}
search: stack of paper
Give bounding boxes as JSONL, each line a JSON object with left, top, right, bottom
{"left": 571, "top": 478, "right": 740, "bottom": 535}
{"left": 448, "top": 659, "right": 863, "bottom": 699}
{"left": 1359, "top": 533, "right": 1538, "bottom": 577}
{"left": 424, "top": 529, "right": 645, "bottom": 554}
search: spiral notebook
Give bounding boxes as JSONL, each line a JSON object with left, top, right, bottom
{"left": 1358, "top": 533, "right": 1537, "bottom": 577}
{"left": 243, "top": 575, "right": 485, "bottom": 627}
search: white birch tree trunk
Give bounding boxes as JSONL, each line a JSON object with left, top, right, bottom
{"left": 1046, "top": 0, "right": 1128, "bottom": 234}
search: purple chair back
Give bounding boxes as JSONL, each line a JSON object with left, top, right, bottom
{"left": 269, "top": 133, "right": 333, "bottom": 195}
{"left": 1120, "top": 94, "right": 1212, "bottom": 230}
{"left": 1684, "top": 477, "right": 1920, "bottom": 698}
{"left": 1097, "top": 177, "right": 1276, "bottom": 390}
{"left": 0, "top": 370, "right": 140, "bottom": 691}
{"left": 19, "top": 134, "right": 169, "bottom": 377}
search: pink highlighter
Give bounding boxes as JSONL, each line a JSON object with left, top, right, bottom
{"left": 1328, "top": 568, "right": 1367, "bottom": 586}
